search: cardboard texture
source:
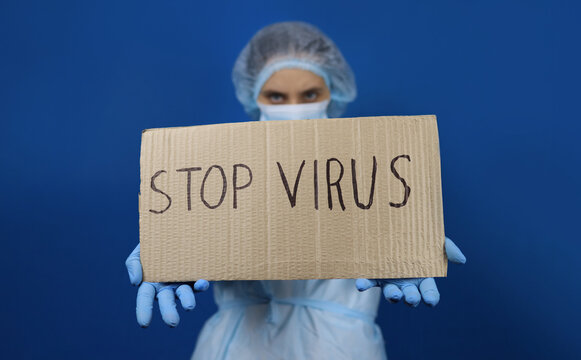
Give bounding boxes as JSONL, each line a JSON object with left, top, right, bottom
{"left": 139, "top": 115, "right": 447, "bottom": 282}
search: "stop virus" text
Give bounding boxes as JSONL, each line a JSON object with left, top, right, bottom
{"left": 148, "top": 155, "right": 411, "bottom": 214}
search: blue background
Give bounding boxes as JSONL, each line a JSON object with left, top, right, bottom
{"left": 2, "top": 1, "right": 580, "bottom": 359}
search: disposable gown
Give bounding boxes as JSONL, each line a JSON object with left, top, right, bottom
{"left": 191, "top": 279, "right": 386, "bottom": 360}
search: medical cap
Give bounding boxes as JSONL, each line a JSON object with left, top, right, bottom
{"left": 232, "top": 21, "right": 357, "bottom": 120}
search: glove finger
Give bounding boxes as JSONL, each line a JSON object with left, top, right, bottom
{"left": 419, "top": 278, "right": 440, "bottom": 306}
{"left": 176, "top": 284, "right": 196, "bottom": 311}
{"left": 445, "top": 237, "right": 466, "bottom": 264}
{"left": 136, "top": 282, "right": 155, "bottom": 327}
{"left": 382, "top": 283, "right": 403, "bottom": 303}
{"left": 125, "top": 244, "right": 143, "bottom": 286}
{"left": 157, "top": 287, "right": 180, "bottom": 327}
{"left": 356, "top": 278, "right": 381, "bottom": 292}
{"left": 193, "top": 279, "right": 210, "bottom": 292}
{"left": 402, "top": 284, "right": 421, "bottom": 307}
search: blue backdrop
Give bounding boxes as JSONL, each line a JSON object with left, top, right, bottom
{"left": 2, "top": 1, "right": 579, "bottom": 359}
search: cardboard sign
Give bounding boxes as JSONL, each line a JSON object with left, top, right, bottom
{"left": 139, "top": 115, "right": 447, "bottom": 282}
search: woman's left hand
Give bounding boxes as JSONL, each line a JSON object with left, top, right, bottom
{"left": 355, "top": 237, "right": 466, "bottom": 307}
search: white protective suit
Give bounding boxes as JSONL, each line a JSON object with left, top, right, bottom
{"left": 191, "top": 280, "right": 386, "bottom": 360}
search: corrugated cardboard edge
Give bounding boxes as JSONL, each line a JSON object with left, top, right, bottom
{"left": 432, "top": 115, "right": 448, "bottom": 276}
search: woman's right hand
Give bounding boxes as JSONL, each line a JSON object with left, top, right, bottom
{"left": 125, "top": 244, "right": 210, "bottom": 328}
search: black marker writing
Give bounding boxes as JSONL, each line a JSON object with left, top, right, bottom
{"left": 200, "top": 165, "right": 227, "bottom": 209}
{"left": 389, "top": 155, "right": 411, "bottom": 208}
{"left": 176, "top": 167, "right": 201, "bottom": 211}
{"left": 351, "top": 156, "right": 377, "bottom": 210}
{"left": 326, "top": 158, "right": 345, "bottom": 211}
{"left": 233, "top": 163, "right": 253, "bottom": 209}
{"left": 149, "top": 170, "right": 172, "bottom": 214}
{"left": 277, "top": 160, "right": 305, "bottom": 208}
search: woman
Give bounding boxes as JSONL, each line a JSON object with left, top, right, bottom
{"left": 125, "top": 21, "right": 466, "bottom": 360}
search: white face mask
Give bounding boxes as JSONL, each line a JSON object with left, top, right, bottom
{"left": 257, "top": 99, "right": 330, "bottom": 121}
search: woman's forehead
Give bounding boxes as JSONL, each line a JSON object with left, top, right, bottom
{"left": 261, "top": 68, "right": 327, "bottom": 92}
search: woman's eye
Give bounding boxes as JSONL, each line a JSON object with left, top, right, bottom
{"left": 269, "top": 93, "right": 284, "bottom": 103}
{"left": 304, "top": 91, "right": 318, "bottom": 101}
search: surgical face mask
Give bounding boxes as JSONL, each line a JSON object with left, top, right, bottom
{"left": 257, "top": 99, "right": 330, "bottom": 121}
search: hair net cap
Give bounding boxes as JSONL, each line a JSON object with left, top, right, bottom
{"left": 232, "top": 21, "right": 357, "bottom": 120}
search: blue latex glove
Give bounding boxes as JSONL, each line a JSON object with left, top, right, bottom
{"left": 125, "top": 244, "right": 210, "bottom": 327}
{"left": 355, "top": 237, "right": 466, "bottom": 307}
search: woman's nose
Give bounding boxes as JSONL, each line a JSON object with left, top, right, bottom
{"left": 288, "top": 96, "right": 301, "bottom": 105}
